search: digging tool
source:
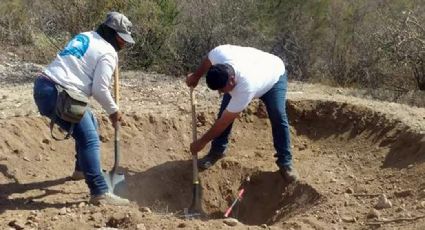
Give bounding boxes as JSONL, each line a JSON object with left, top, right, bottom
{"left": 184, "top": 87, "right": 204, "bottom": 218}
{"left": 103, "top": 66, "right": 125, "bottom": 194}
{"left": 224, "top": 188, "right": 245, "bottom": 218}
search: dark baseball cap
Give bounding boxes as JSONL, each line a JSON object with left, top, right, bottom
{"left": 104, "top": 12, "right": 135, "bottom": 44}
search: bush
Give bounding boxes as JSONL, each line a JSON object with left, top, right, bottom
{"left": 0, "top": 0, "right": 32, "bottom": 45}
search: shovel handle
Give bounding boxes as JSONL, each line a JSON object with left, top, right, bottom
{"left": 114, "top": 66, "right": 120, "bottom": 105}
{"left": 190, "top": 87, "right": 197, "bottom": 142}
{"left": 190, "top": 88, "right": 199, "bottom": 184}
{"left": 112, "top": 66, "right": 120, "bottom": 173}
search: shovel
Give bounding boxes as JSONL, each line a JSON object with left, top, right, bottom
{"left": 103, "top": 66, "right": 125, "bottom": 194}
{"left": 184, "top": 87, "right": 204, "bottom": 218}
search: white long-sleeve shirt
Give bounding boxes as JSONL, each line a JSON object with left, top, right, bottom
{"left": 208, "top": 45, "right": 286, "bottom": 113}
{"left": 44, "top": 31, "right": 118, "bottom": 115}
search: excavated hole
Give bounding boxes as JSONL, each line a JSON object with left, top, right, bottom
{"left": 1, "top": 99, "right": 424, "bottom": 226}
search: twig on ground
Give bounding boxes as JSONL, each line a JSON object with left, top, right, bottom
{"left": 366, "top": 215, "right": 425, "bottom": 225}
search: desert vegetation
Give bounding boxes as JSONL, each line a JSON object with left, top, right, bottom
{"left": 0, "top": 0, "right": 424, "bottom": 102}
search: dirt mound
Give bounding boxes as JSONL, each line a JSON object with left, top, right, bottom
{"left": 1, "top": 70, "right": 425, "bottom": 229}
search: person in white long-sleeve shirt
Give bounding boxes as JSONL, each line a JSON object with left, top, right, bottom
{"left": 33, "top": 12, "right": 134, "bottom": 206}
{"left": 186, "top": 45, "right": 299, "bottom": 183}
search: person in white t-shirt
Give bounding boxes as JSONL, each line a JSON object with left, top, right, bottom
{"left": 186, "top": 44, "right": 298, "bottom": 182}
{"left": 33, "top": 12, "right": 134, "bottom": 205}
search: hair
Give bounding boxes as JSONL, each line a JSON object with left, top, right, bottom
{"left": 206, "top": 64, "right": 234, "bottom": 90}
{"left": 96, "top": 23, "right": 120, "bottom": 51}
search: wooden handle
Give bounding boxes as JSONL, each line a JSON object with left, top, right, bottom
{"left": 114, "top": 66, "right": 120, "bottom": 105}
{"left": 190, "top": 87, "right": 197, "bottom": 142}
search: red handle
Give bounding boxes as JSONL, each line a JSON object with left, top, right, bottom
{"left": 224, "top": 188, "right": 245, "bottom": 218}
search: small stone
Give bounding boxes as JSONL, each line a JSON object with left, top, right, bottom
{"left": 136, "top": 223, "right": 147, "bottom": 230}
{"left": 8, "top": 219, "right": 26, "bottom": 230}
{"left": 140, "top": 207, "right": 152, "bottom": 213}
{"left": 260, "top": 224, "right": 268, "bottom": 228}
{"left": 59, "top": 207, "right": 67, "bottom": 215}
{"left": 51, "top": 216, "right": 59, "bottom": 221}
{"left": 78, "top": 202, "right": 86, "bottom": 208}
{"left": 223, "top": 218, "right": 239, "bottom": 226}
{"left": 367, "top": 209, "right": 380, "bottom": 219}
{"left": 421, "top": 201, "right": 425, "bottom": 208}
{"left": 149, "top": 114, "right": 156, "bottom": 123}
{"left": 341, "top": 215, "right": 356, "bottom": 223}
{"left": 375, "top": 194, "right": 392, "bottom": 209}
{"left": 346, "top": 188, "right": 354, "bottom": 194}
{"left": 177, "top": 222, "right": 186, "bottom": 228}
{"left": 42, "top": 138, "right": 50, "bottom": 144}
{"left": 394, "top": 189, "right": 413, "bottom": 198}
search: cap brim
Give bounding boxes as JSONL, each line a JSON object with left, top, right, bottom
{"left": 117, "top": 32, "right": 135, "bottom": 44}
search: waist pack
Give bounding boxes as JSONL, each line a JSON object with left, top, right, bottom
{"left": 55, "top": 85, "right": 89, "bottom": 123}
{"left": 50, "top": 85, "right": 89, "bottom": 140}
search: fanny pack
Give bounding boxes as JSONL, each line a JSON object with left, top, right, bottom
{"left": 50, "top": 85, "right": 89, "bottom": 140}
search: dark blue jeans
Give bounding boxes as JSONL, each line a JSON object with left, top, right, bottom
{"left": 209, "top": 73, "right": 292, "bottom": 168}
{"left": 33, "top": 76, "right": 108, "bottom": 195}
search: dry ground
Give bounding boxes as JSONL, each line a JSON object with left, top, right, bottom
{"left": 1, "top": 52, "right": 425, "bottom": 229}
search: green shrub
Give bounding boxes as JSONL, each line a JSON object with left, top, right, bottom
{"left": 0, "top": 0, "right": 32, "bottom": 45}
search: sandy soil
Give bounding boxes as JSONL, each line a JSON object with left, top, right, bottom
{"left": 1, "top": 52, "right": 425, "bottom": 230}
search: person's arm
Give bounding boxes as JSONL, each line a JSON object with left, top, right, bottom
{"left": 92, "top": 54, "right": 121, "bottom": 126}
{"left": 190, "top": 110, "right": 239, "bottom": 154}
{"left": 186, "top": 57, "right": 212, "bottom": 87}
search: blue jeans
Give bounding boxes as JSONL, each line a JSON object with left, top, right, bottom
{"left": 33, "top": 76, "right": 108, "bottom": 195}
{"left": 209, "top": 73, "right": 292, "bottom": 168}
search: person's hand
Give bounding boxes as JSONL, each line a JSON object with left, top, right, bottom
{"left": 109, "top": 111, "right": 122, "bottom": 128}
{"left": 186, "top": 73, "right": 200, "bottom": 88}
{"left": 190, "top": 139, "right": 207, "bottom": 155}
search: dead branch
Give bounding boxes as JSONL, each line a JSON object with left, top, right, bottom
{"left": 366, "top": 214, "right": 425, "bottom": 225}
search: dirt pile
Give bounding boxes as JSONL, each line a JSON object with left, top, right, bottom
{"left": 1, "top": 54, "right": 425, "bottom": 229}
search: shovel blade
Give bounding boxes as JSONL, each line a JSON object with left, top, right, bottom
{"left": 102, "top": 170, "right": 126, "bottom": 196}
{"left": 186, "top": 183, "right": 204, "bottom": 218}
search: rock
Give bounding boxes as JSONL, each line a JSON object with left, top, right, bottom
{"left": 99, "top": 134, "right": 110, "bottom": 143}
{"left": 78, "top": 202, "right": 86, "bottom": 208}
{"left": 89, "top": 212, "right": 103, "bottom": 221}
{"left": 58, "top": 207, "right": 67, "bottom": 215}
{"left": 367, "top": 209, "right": 380, "bottom": 219}
{"left": 42, "top": 138, "right": 50, "bottom": 144}
{"left": 136, "top": 223, "right": 147, "bottom": 230}
{"left": 140, "top": 207, "right": 152, "bottom": 213}
{"left": 345, "top": 187, "right": 354, "bottom": 194}
{"left": 149, "top": 114, "right": 156, "bottom": 124}
{"left": 375, "top": 194, "right": 392, "bottom": 209}
{"left": 341, "top": 215, "right": 356, "bottom": 223}
{"left": 394, "top": 189, "right": 413, "bottom": 198}
{"left": 177, "top": 222, "right": 186, "bottom": 228}
{"left": 260, "top": 224, "right": 268, "bottom": 228}
{"left": 223, "top": 218, "right": 239, "bottom": 226}
{"left": 8, "top": 219, "right": 26, "bottom": 230}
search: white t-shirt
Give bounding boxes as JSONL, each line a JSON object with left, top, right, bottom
{"left": 44, "top": 31, "right": 119, "bottom": 115}
{"left": 208, "top": 45, "right": 285, "bottom": 113}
